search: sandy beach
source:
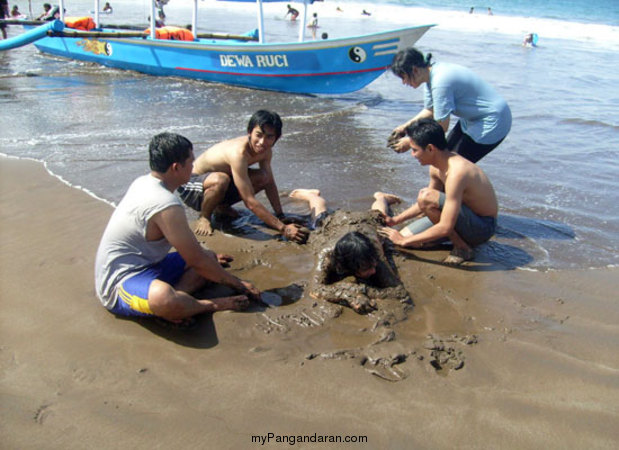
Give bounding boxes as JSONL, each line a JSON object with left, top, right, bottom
{"left": 1, "top": 155, "right": 618, "bottom": 449}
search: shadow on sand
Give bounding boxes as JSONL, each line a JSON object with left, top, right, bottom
{"left": 395, "top": 213, "right": 576, "bottom": 271}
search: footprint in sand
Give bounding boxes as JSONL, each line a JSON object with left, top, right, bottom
{"left": 34, "top": 404, "right": 52, "bottom": 424}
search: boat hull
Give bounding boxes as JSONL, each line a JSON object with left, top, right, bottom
{"left": 32, "top": 25, "right": 433, "bottom": 94}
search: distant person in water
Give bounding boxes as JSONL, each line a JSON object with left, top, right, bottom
{"left": 469, "top": 7, "right": 474, "bottom": 14}
{"left": 307, "top": 12, "right": 318, "bottom": 39}
{"left": 378, "top": 119, "right": 498, "bottom": 265}
{"left": 389, "top": 47, "right": 512, "bottom": 163}
{"left": 11, "top": 4, "right": 26, "bottom": 18}
{"left": 103, "top": 2, "right": 113, "bottom": 13}
{"left": 176, "top": 110, "right": 309, "bottom": 243}
{"left": 94, "top": 132, "right": 260, "bottom": 327}
{"left": 362, "top": 9, "right": 371, "bottom": 16}
{"left": 0, "top": 0, "right": 7, "bottom": 40}
{"left": 36, "top": 3, "right": 51, "bottom": 20}
{"left": 285, "top": 4, "right": 299, "bottom": 21}
{"left": 487, "top": 7, "right": 493, "bottom": 15}
{"left": 522, "top": 33, "right": 538, "bottom": 47}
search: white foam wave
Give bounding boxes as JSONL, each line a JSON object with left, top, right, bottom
{"left": 171, "top": 0, "right": 619, "bottom": 50}
{"left": 0, "top": 153, "right": 117, "bottom": 208}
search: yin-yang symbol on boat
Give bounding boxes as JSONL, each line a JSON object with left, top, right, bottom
{"left": 348, "top": 46, "right": 367, "bottom": 63}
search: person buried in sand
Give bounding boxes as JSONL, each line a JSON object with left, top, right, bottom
{"left": 95, "top": 132, "right": 261, "bottom": 326}
{"left": 287, "top": 188, "right": 411, "bottom": 314}
{"left": 377, "top": 119, "right": 498, "bottom": 265}
{"left": 176, "top": 110, "right": 309, "bottom": 244}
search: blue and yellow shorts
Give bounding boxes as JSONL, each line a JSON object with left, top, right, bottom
{"left": 110, "top": 252, "right": 186, "bottom": 317}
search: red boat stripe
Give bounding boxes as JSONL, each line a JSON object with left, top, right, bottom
{"left": 176, "top": 65, "right": 389, "bottom": 77}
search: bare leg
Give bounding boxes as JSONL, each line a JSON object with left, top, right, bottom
{"left": 420, "top": 191, "right": 473, "bottom": 265}
{"left": 148, "top": 282, "right": 249, "bottom": 321}
{"left": 289, "top": 189, "right": 327, "bottom": 223}
{"left": 371, "top": 192, "right": 402, "bottom": 216}
{"left": 148, "top": 267, "right": 249, "bottom": 321}
{"left": 197, "top": 173, "right": 231, "bottom": 236}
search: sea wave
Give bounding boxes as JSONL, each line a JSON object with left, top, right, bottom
{"left": 176, "top": 0, "right": 619, "bottom": 50}
{"left": 560, "top": 118, "right": 619, "bottom": 131}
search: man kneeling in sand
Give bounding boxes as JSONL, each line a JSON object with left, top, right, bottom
{"left": 95, "top": 133, "right": 260, "bottom": 326}
{"left": 176, "top": 110, "right": 308, "bottom": 244}
{"left": 377, "top": 118, "right": 498, "bottom": 264}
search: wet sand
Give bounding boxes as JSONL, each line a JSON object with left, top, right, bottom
{"left": 1, "top": 156, "right": 618, "bottom": 449}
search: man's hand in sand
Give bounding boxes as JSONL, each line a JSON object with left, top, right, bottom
{"left": 241, "top": 280, "right": 261, "bottom": 302}
{"left": 378, "top": 227, "right": 412, "bottom": 247}
{"left": 217, "top": 253, "right": 233, "bottom": 267}
{"left": 280, "top": 215, "right": 306, "bottom": 226}
{"left": 372, "top": 192, "right": 402, "bottom": 226}
{"left": 283, "top": 223, "right": 309, "bottom": 244}
{"left": 379, "top": 213, "right": 399, "bottom": 227}
{"left": 194, "top": 216, "right": 214, "bottom": 236}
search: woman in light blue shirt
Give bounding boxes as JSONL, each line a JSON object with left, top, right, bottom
{"left": 389, "top": 48, "right": 511, "bottom": 163}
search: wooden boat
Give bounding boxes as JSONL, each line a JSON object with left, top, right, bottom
{"left": 0, "top": 0, "right": 434, "bottom": 94}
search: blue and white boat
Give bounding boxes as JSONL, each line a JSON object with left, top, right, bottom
{"left": 1, "top": 0, "right": 434, "bottom": 94}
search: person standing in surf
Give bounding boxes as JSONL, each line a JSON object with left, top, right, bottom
{"left": 389, "top": 47, "right": 512, "bottom": 163}
{"left": 285, "top": 4, "right": 299, "bottom": 21}
{"left": 0, "top": 0, "right": 8, "bottom": 40}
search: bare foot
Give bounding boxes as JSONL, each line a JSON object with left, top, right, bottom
{"left": 443, "top": 247, "right": 474, "bottom": 266}
{"left": 212, "top": 295, "right": 250, "bottom": 311}
{"left": 289, "top": 188, "right": 321, "bottom": 201}
{"left": 195, "top": 217, "right": 214, "bottom": 236}
{"left": 373, "top": 192, "right": 402, "bottom": 205}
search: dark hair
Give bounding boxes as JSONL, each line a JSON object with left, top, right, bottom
{"left": 333, "top": 232, "right": 378, "bottom": 276}
{"left": 405, "top": 118, "right": 447, "bottom": 150}
{"left": 390, "top": 47, "right": 433, "bottom": 79}
{"left": 247, "top": 110, "right": 283, "bottom": 140}
{"left": 148, "top": 132, "right": 193, "bottom": 173}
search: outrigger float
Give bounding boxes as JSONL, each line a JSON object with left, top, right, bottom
{"left": 0, "top": 0, "right": 434, "bottom": 94}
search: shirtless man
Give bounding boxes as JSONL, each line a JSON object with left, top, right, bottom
{"left": 177, "top": 110, "right": 308, "bottom": 243}
{"left": 377, "top": 118, "right": 498, "bottom": 265}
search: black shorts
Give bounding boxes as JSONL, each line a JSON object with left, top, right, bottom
{"left": 447, "top": 121, "right": 505, "bottom": 163}
{"left": 176, "top": 173, "right": 242, "bottom": 211}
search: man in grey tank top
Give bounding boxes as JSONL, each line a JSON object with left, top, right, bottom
{"left": 95, "top": 133, "right": 260, "bottom": 326}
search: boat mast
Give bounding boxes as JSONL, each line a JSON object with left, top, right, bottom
{"left": 59, "top": 0, "right": 65, "bottom": 21}
{"left": 256, "top": 0, "right": 265, "bottom": 44}
{"left": 298, "top": 0, "right": 309, "bottom": 42}
{"left": 150, "top": 0, "right": 156, "bottom": 39}
{"left": 192, "top": 0, "right": 198, "bottom": 39}
{"left": 94, "top": 0, "right": 100, "bottom": 28}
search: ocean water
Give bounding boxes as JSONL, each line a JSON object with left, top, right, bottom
{"left": 1, "top": 0, "right": 618, "bottom": 271}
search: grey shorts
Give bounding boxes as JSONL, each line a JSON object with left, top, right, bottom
{"left": 402, "top": 192, "right": 496, "bottom": 246}
{"left": 176, "top": 173, "right": 242, "bottom": 211}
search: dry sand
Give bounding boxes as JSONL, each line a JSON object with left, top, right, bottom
{"left": 1, "top": 156, "right": 618, "bottom": 449}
